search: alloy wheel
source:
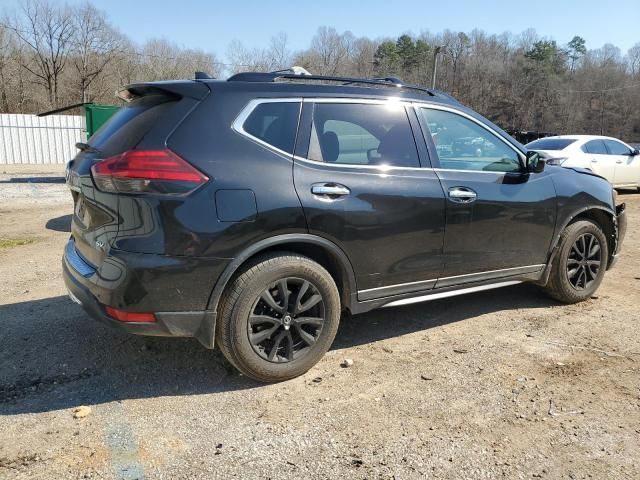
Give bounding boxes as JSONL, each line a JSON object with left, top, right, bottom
{"left": 248, "top": 277, "right": 326, "bottom": 363}
{"left": 566, "top": 233, "right": 601, "bottom": 290}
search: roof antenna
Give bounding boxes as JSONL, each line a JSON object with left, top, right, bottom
{"left": 195, "top": 71, "right": 213, "bottom": 80}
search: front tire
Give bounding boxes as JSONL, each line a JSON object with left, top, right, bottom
{"left": 216, "top": 253, "right": 341, "bottom": 382}
{"left": 544, "top": 220, "right": 608, "bottom": 303}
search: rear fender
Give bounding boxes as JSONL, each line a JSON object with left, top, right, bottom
{"left": 206, "top": 234, "right": 358, "bottom": 314}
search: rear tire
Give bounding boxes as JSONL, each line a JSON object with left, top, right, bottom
{"left": 216, "top": 253, "right": 341, "bottom": 382}
{"left": 544, "top": 220, "right": 608, "bottom": 303}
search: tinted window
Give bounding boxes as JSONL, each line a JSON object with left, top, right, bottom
{"left": 420, "top": 108, "right": 521, "bottom": 172}
{"left": 308, "top": 103, "right": 419, "bottom": 167}
{"left": 604, "top": 139, "right": 631, "bottom": 155}
{"left": 582, "top": 140, "right": 607, "bottom": 155}
{"left": 526, "top": 138, "right": 576, "bottom": 150}
{"left": 243, "top": 101, "right": 301, "bottom": 154}
{"left": 89, "top": 95, "right": 176, "bottom": 157}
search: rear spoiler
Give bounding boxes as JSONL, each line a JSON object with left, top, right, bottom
{"left": 117, "top": 80, "right": 210, "bottom": 102}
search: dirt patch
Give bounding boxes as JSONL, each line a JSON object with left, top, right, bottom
{"left": 0, "top": 182, "right": 638, "bottom": 479}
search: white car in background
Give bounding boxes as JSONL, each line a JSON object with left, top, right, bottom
{"left": 526, "top": 135, "right": 640, "bottom": 190}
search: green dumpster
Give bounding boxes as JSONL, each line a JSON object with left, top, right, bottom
{"left": 84, "top": 103, "right": 120, "bottom": 139}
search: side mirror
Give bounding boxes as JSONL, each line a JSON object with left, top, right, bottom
{"left": 631, "top": 148, "right": 639, "bottom": 156}
{"left": 526, "top": 151, "right": 545, "bottom": 173}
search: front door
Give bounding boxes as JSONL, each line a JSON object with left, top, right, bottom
{"left": 583, "top": 139, "right": 616, "bottom": 182}
{"left": 293, "top": 100, "right": 446, "bottom": 300}
{"left": 417, "top": 105, "right": 557, "bottom": 286}
{"left": 604, "top": 139, "right": 640, "bottom": 186}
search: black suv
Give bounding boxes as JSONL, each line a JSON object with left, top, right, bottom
{"left": 63, "top": 71, "right": 627, "bottom": 382}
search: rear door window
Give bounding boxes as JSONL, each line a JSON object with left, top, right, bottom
{"left": 582, "top": 140, "right": 608, "bottom": 154}
{"left": 242, "top": 101, "right": 301, "bottom": 154}
{"left": 307, "top": 103, "right": 419, "bottom": 168}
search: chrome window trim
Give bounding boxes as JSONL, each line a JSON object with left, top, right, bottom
{"left": 410, "top": 102, "right": 526, "bottom": 167}
{"left": 232, "top": 96, "right": 526, "bottom": 174}
{"left": 293, "top": 155, "right": 428, "bottom": 172}
{"left": 302, "top": 97, "right": 412, "bottom": 106}
{"left": 231, "top": 97, "right": 303, "bottom": 158}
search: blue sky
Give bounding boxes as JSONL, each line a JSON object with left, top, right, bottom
{"left": 2, "top": 0, "right": 639, "bottom": 57}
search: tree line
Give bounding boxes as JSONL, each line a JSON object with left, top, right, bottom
{"left": 2, "top": 0, "right": 640, "bottom": 141}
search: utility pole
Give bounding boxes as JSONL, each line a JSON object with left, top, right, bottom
{"left": 431, "top": 45, "right": 445, "bottom": 89}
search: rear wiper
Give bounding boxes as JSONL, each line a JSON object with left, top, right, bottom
{"left": 75, "top": 142, "right": 101, "bottom": 154}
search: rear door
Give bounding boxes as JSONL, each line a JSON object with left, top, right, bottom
{"left": 604, "top": 139, "right": 640, "bottom": 186}
{"left": 582, "top": 139, "right": 616, "bottom": 182}
{"left": 417, "top": 105, "right": 556, "bottom": 284}
{"left": 293, "top": 99, "right": 446, "bottom": 300}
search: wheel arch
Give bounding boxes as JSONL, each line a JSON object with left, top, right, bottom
{"left": 562, "top": 207, "right": 616, "bottom": 265}
{"left": 206, "top": 234, "right": 358, "bottom": 315}
{"left": 539, "top": 205, "right": 616, "bottom": 286}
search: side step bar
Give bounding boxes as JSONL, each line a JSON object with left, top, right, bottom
{"left": 382, "top": 281, "right": 522, "bottom": 308}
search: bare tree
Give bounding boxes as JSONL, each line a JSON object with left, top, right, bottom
{"left": 137, "top": 38, "right": 218, "bottom": 81}
{"left": 303, "top": 27, "right": 354, "bottom": 75}
{"left": 625, "top": 43, "right": 640, "bottom": 76}
{"left": 71, "top": 2, "right": 122, "bottom": 102}
{"left": 226, "top": 33, "right": 291, "bottom": 74}
{"left": 5, "top": 0, "right": 74, "bottom": 107}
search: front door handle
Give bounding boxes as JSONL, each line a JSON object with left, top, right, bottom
{"left": 311, "top": 183, "right": 350, "bottom": 198}
{"left": 448, "top": 186, "right": 477, "bottom": 203}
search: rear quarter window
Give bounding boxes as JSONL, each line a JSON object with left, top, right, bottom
{"left": 241, "top": 101, "right": 301, "bottom": 154}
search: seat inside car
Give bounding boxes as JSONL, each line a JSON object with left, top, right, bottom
{"left": 376, "top": 125, "right": 417, "bottom": 167}
{"left": 320, "top": 131, "right": 339, "bottom": 162}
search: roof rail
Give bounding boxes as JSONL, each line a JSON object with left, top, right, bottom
{"left": 226, "top": 71, "right": 435, "bottom": 96}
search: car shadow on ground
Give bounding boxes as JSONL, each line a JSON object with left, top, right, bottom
{"left": 0, "top": 283, "right": 558, "bottom": 415}
{"left": 45, "top": 214, "right": 72, "bottom": 232}
{"left": 0, "top": 176, "right": 65, "bottom": 184}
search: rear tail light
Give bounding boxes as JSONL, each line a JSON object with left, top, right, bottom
{"left": 104, "top": 306, "right": 156, "bottom": 323}
{"left": 91, "top": 149, "right": 208, "bottom": 194}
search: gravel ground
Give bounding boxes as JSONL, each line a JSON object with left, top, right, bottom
{"left": 0, "top": 178, "right": 639, "bottom": 480}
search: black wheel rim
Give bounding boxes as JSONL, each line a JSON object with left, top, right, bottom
{"left": 248, "top": 277, "right": 326, "bottom": 363}
{"left": 566, "top": 233, "right": 601, "bottom": 290}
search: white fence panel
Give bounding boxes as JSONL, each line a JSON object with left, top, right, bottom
{"left": 0, "top": 114, "right": 85, "bottom": 165}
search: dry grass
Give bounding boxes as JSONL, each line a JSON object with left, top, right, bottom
{"left": 0, "top": 237, "right": 36, "bottom": 249}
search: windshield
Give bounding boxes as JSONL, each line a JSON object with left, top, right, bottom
{"left": 526, "top": 138, "right": 577, "bottom": 151}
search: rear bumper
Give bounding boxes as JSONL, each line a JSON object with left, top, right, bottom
{"left": 62, "top": 239, "right": 226, "bottom": 348}
{"left": 608, "top": 203, "right": 627, "bottom": 269}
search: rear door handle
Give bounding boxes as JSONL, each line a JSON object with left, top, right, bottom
{"left": 311, "top": 183, "right": 350, "bottom": 198}
{"left": 448, "top": 186, "right": 477, "bottom": 203}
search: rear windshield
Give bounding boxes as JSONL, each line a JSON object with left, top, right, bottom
{"left": 526, "top": 138, "right": 576, "bottom": 151}
{"left": 89, "top": 95, "right": 177, "bottom": 157}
